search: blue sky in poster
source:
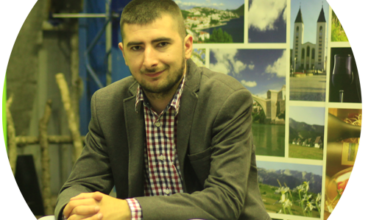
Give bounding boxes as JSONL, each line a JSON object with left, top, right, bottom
{"left": 257, "top": 161, "right": 323, "bottom": 176}
{"left": 248, "top": 0, "right": 287, "bottom": 43}
{"left": 210, "top": 49, "right": 286, "bottom": 98}
{"left": 290, "top": 0, "right": 329, "bottom": 48}
{"left": 175, "top": 0, "right": 244, "bottom": 10}
{"left": 289, "top": 106, "right": 325, "bottom": 126}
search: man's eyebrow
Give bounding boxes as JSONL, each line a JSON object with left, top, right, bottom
{"left": 126, "top": 37, "right": 173, "bottom": 47}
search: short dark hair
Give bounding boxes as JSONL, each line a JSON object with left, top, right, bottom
{"left": 120, "top": 0, "right": 186, "bottom": 41}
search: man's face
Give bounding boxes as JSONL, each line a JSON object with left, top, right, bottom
{"left": 119, "top": 14, "right": 192, "bottom": 94}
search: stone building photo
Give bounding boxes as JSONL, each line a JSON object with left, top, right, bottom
{"left": 289, "top": 0, "right": 329, "bottom": 101}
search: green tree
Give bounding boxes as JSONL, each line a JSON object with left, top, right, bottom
{"left": 201, "top": 8, "right": 212, "bottom": 16}
{"left": 252, "top": 113, "right": 260, "bottom": 123}
{"left": 217, "top": 28, "right": 224, "bottom": 42}
{"left": 331, "top": 10, "right": 348, "bottom": 42}
{"left": 277, "top": 111, "right": 285, "bottom": 119}
{"left": 259, "top": 109, "right": 266, "bottom": 124}
{"left": 210, "top": 18, "right": 219, "bottom": 25}
{"left": 181, "top": 10, "right": 190, "bottom": 19}
{"left": 207, "top": 28, "right": 233, "bottom": 43}
{"left": 223, "top": 31, "right": 233, "bottom": 42}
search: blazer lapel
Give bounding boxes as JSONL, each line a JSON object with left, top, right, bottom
{"left": 124, "top": 83, "right": 145, "bottom": 197}
{"left": 176, "top": 59, "right": 201, "bottom": 189}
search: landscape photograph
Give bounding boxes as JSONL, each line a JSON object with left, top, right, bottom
{"left": 257, "top": 161, "right": 323, "bottom": 218}
{"left": 210, "top": 49, "right": 286, "bottom": 156}
{"left": 289, "top": 106, "right": 325, "bottom": 160}
{"left": 248, "top": 0, "right": 287, "bottom": 43}
{"left": 176, "top": 0, "right": 245, "bottom": 43}
{"left": 331, "top": 10, "right": 348, "bottom": 42}
{"left": 289, "top": 0, "right": 329, "bottom": 101}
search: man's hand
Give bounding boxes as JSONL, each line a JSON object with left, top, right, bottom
{"left": 94, "top": 192, "right": 131, "bottom": 220}
{"left": 63, "top": 192, "right": 131, "bottom": 220}
{"left": 63, "top": 192, "right": 103, "bottom": 219}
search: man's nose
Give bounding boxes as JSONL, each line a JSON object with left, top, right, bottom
{"left": 143, "top": 46, "right": 158, "bottom": 69}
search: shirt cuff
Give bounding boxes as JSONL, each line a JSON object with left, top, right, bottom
{"left": 126, "top": 198, "right": 143, "bottom": 220}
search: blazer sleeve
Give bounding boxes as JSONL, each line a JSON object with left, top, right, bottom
{"left": 54, "top": 92, "right": 114, "bottom": 219}
{"left": 135, "top": 88, "right": 264, "bottom": 220}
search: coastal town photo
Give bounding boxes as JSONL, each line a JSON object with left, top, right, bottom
{"left": 175, "top": 0, "right": 245, "bottom": 43}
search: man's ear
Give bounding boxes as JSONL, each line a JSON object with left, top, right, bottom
{"left": 118, "top": 42, "right": 124, "bottom": 55}
{"left": 184, "top": 35, "right": 193, "bottom": 60}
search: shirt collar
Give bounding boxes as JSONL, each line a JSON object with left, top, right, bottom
{"left": 135, "top": 75, "right": 186, "bottom": 116}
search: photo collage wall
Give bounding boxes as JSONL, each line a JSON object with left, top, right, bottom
{"left": 182, "top": 0, "right": 362, "bottom": 219}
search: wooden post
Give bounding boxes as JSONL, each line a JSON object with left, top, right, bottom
{"left": 55, "top": 73, "right": 83, "bottom": 162}
{"left": 15, "top": 135, "right": 86, "bottom": 145}
{"left": 39, "top": 100, "right": 53, "bottom": 215}
{"left": 6, "top": 95, "right": 17, "bottom": 175}
{"left": 70, "top": 27, "right": 81, "bottom": 130}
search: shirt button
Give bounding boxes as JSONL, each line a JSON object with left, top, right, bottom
{"left": 154, "top": 121, "right": 161, "bottom": 127}
{"left": 164, "top": 188, "right": 170, "bottom": 195}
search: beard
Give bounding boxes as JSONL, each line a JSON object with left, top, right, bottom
{"left": 136, "top": 58, "right": 186, "bottom": 95}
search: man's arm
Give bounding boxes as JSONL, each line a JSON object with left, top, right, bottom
{"left": 55, "top": 86, "right": 140, "bottom": 220}
{"left": 54, "top": 92, "right": 115, "bottom": 219}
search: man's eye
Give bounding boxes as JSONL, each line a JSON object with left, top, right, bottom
{"left": 158, "top": 42, "right": 169, "bottom": 47}
{"left": 131, "top": 46, "right": 142, "bottom": 51}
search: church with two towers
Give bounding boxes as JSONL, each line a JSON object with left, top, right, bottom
{"left": 292, "top": 7, "right": 327, "bottom": 73}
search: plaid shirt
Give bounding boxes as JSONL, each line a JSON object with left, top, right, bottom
{"left": 126, "top": 76, "right": 186, "bottom": 220}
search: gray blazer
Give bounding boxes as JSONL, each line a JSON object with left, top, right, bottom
{"left": 55, "top": 59, "right": 270, "bottom": 220}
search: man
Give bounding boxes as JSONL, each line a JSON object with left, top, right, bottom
{"left": 55, "top": 0, "right": 270, "bottom": 219}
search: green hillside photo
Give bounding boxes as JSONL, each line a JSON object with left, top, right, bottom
{"left": 331, "top": 10, "right": 348, "bottom": 42}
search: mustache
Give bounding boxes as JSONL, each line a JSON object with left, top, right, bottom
{"left": 140, "top": 67, "right": 166, "bottom": 74}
